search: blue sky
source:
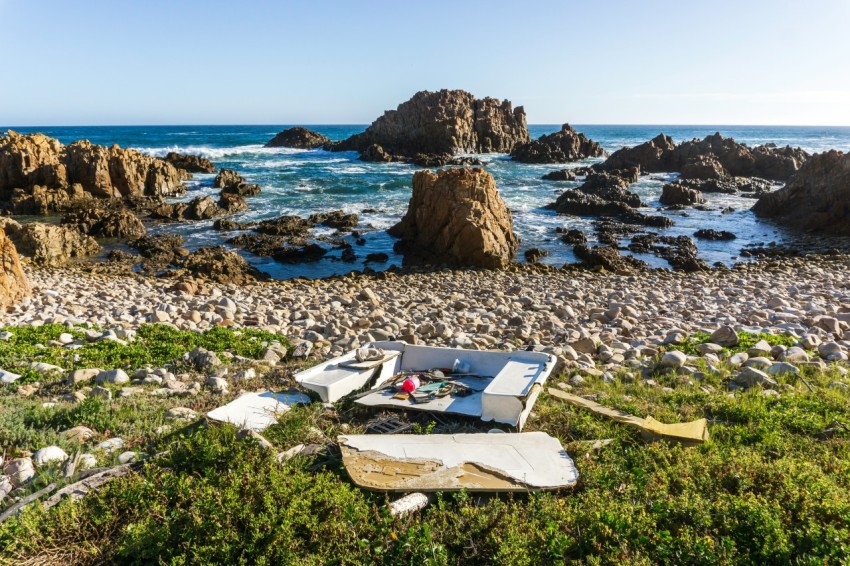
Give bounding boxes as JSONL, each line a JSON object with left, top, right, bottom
{"left": 1, "top": 0, "right": 848, "bottom": 126}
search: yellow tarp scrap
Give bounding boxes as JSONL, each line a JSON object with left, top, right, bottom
{"left": 547, "top": 388, "right": 709, "bottom": 445}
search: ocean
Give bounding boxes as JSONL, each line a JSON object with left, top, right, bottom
{"left": 7, "top": 124, "right": 850, "bottom": 279}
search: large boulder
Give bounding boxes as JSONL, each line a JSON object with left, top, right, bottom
{"left": 388, "top": 168, "right": 518, "bottom": 268}
{"left": 214, "top": 169, "right": 260, "bottom": 196}
{"left": 180, "top": 247, "right": 269, "bottom": 285}
{"left": 660, "top": 182, "right": 705, "bottom": 206}
{"left": 753, "top": 150, "right": 850, "bottom": 235}
{"left": 62, "top": 206, "right": 147, "bottom": 239}
{"left": 265, "top": 127, "right": 330, "bottom": 149}
{"left": 331, "top": 90, "right": 529, "bottom": 157}
{"left": 10, "top": 223, "right": 100, "bottom": 266}
{"left": 164, "top": 152, "right": 216, "bottom": 174}
{"left": 0, "top": 228, "right": 30, "bottom": 308}
{"left": 510, "top": 124, "right": 607, "bottom": 163}
{"left": 0, "top": 131, "right": 184, "bottom": 204}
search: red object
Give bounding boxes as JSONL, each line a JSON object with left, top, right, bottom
{"left": 402, "top": 376, "right": 420, "bottom": 393}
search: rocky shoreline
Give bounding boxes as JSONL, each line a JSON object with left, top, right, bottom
{"left": 6, "top": 253, "right": 849, "bottom": 366}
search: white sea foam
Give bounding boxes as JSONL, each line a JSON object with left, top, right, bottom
{"left": 134, "top": 144, "right": 308, "bottom": 160}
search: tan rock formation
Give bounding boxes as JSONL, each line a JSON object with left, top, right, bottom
{"left": 0, "top": 228, "right": 30, "bottom": 308}
{"left": 9, "top": 223, "right": 101, "bottom": 266}
{"left": 389, "top": 168, "right": 518, "bottom": 268}
{"left": 333, "top": 90, "right": 530, "bottom": 156}
{"left": 0, "top": 131, "right": 184, "bottom": 210}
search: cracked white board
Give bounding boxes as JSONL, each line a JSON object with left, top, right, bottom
{"left": 207, "top": 391, "right": 311, "bottom": 431}
{"left": 339, "top": 432, "right": 579, "bottom": 492}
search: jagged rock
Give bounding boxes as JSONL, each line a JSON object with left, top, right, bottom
{"left": 694, "top": 229, "right": 736, "bottom": 241}
{"left": 9, "top": 223, "right": 100, "bottom": 266}
{"left": 255, "top": 215, "right": 315, "bottom": 237}
{"left": 510, "top": 124, "right": 607, "bottom": 163}
{"left": 164, "top": 152, "right": 216, "bottom": 173}
{"left": 265, "top": 127, "right": 330, "bottom": 149}
{"left": 410, "top": 153, "right": 484, "bottom": 167}
{"left": 542, "top": 169, "right": 577, "bottom": 181}
{"left": 62, "top": 206, "right": 147, "bottom": 239}
{"left": 180, "top": 246, "right": 270, "bottom": 285}
{"left": 388, "top": 168, "right": 518, "bottom": 268}
{"left": 0, "top": 228, "right": 30, "bottom": 308}
{"left": 308, "top": 210, "right": 358, "bottom": 231}
{"left": 330, "top": 89, "right": 529, "bottom": 156}
{"left": 0, "top": 131, "right": 184, "bottom": 206}
{"left": 753, "top": 150, "right": 850, "bottom": 235}
{"left": 547, "top": 190, "right": 633, "bottom": 216}
{"left": 601, "top": 132, "right": 808, "bottom": 181}
{"left": 359, "top": 144, "right": 398, "bottom": 163}
{"left": 524, "top": 248, "right": 548, "bottom": 263}
{"left": 573, "top": 244, "right": 647, "bottom": 274}
{"left": 214, "top": 169, "right": 244, "bottom": 189}
{"left": 680, "top": 156, "right": 725, "bottom": 180}
{"left": 627, "top": 234, "right": 707, "bottom": 272}
{"left": 556, "top": 228, "right": 586, "bottom": 244}
{"left": 578, "top": 171, "right": 642, "bottom": 207}
{"left": 218, "top": 192, "right": 248, "bottom": 214}
{"left": 601, "top": 134, "right": 677, "bottom": 172}
{"left": 660, "top": 183, "right": 705, "bottom": 206}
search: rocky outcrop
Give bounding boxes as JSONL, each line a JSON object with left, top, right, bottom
{"left": 388, "top": 168, "right": 518, "bottom": 268}
{"left": 62, "top": 206, "right": 147, "bottom": 239}
{"left": 156, "top": 193, "right": 247, "bottom": 222}
{"left": 0, "top": 131, "right": 184, "bottom": 208}
{"left": 308, "top": 210, "right": 359, "bottom": 231}
{"left": 164, "top": 152, "right": 216, "bottom": 173}
{"left": 511, "top": 124, "right": 607, "bottom": 163}
{"left": 330, "top": 90, "right": 529, "bottom": 158}
{"left": 573, "top": 244, "right": 647, "bottom": 274}
{"left": 753, "top": 150, "right": 850, "bottom": 235}
{"left": 9, "top": 223, "right": 100, "bottom": 266}
{"left": 179, "top": 247, "right": 269, "bottom": 285}
{"left": 214, "top": 169, "right": 260, "bottom": 196}
{"left": 542, "top": 169, "right": 577, "bottom": 181}
{"left": 0, "top": 228, "right": 30, "bottom": 308}
{"left": 600, "top": 132, "right": 808, "bottom": 182}
{"left": 601, "top": 134, "right": 677, "bottom": 172}
{"left": 694, "top": 229, "right": 736, "bottom": 241}
{"left": 627, "top": 234, "right": 708, "bottom": 272}
{"left": 660, "top": 183, "right": 705, "bottom": 206}
{"left": 265, "top": 127, "right": 330, "bottom": 149}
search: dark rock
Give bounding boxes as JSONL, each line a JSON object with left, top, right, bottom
{"left": 309, "top": 210, "right": 359, "bottom": 231}
{"left": 255, "top": 215, "right": 315, "bottom": 238}
{"left": 753, "top": 150, "right": 850, "bottom": 235}
{"left": 265, "top": 127, "right": 330, "bottom": 149}
{"left": 217, "top": 192, "right": 248, "bottom": 214}
{"left": 341, "top": 247, "right": 357, "bottom": 262}
{"left": 511, "top": 124, "right": 607, "bottom": 163}
{"left": 273, "top": 243, "right": 328, "bottom": 264}
{"left": 542, "top": 169, "right": 577, "bottom": 181}
{"left": 330, "top": 89, "right": 529, "bottom": 156}
{"left": 365, "top": 252, "right": 389, "bottom": 263}
{"left": 62, "top": 205, "right": 147, "bottom": 239}
{"left": 524, "top": 248, "right": 548, "bottom": 263}
{"left": 360, "top": 144, "right": 397, "bottom": 163}
{"left": 556, "top": 228, "right": 587, "bottom": 245}
{"left": 180, "top": 246, "right": 269, "bottom": 284}
{"left": 214, "top": 169, "right": 245, "bottom": 190}
{"left": 628, "top": 234, "right": 707, "bottom": 272}
{"left": 694, "top": 229, "right": 736, "bottom": 241}
{"left": 573, "top": 244, "right": 648, "bottom": 274}
{"left": 164, "top": 152, "right": 216, "bottom": 174}
{"left": 680, "top": 156, "right": 725, "bottom": 180}
{"left": 660, "top": 182, "right": 705, "bottom": 206}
